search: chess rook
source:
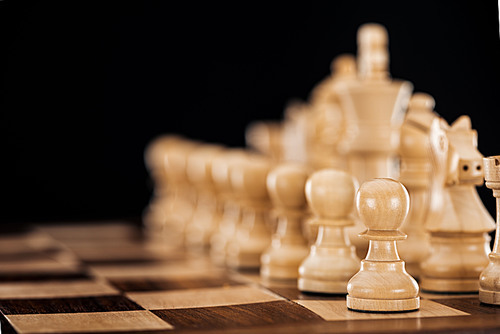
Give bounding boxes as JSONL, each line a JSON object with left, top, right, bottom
{"left": 479, "top": 156, "right": 500, "bottom": 305}
{"left": 260, "top": 162, "right": 310, "bottom": 282}
{"left": 298, "top": 169, "right": 360, "bottom": 294}
{"left": 347, "top": 178, "right": 419, "bottom": 312}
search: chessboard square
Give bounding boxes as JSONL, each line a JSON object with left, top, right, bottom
{"left": 127, "top": 284, "right": 283, "bottom": 310}
{"left": 428, "top": 297, "right": 500, "bottom": 315}
{"left": 110, "top": 275, "right": 245, "bottom": 292}
{"left": 0, "top": 295, "right": 143, "bottom": 315}
{"left": 7, "top": 310, "right": 173, "bottom": 333}
{"left": 0, "top": 271, "right": 90, "bottom": 283}
{"left": 152, "top": 300, "right": 324, "bottom": 330}
{"left": 0, "top": 280, "right": 119, "bottom": 299}
{"left": 38, "top": 222, "right": 139, "bottom": 241}
{"left": 0, "top": 259, "right": 82, "bottom": 276}
{"left": 89, "top": 261, "right": 220, "bottom": 279}
{"left": 294, "top": 299, "right": 469, "bottom": 321}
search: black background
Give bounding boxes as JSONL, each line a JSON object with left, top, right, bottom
{"left": 1, "top": 1, "right": 499, "bottom": 225}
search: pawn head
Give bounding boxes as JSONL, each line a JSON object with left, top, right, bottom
{"left": 305, "top": 169, "right": 358, "bottom": 219}
{"left": 356, "top": 178, "right": 409, "bottom": 230}
{"left": 267, "top": 163, "right": 310, "bottom": 209}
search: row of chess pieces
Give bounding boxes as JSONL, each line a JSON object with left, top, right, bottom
{"left": 143, "top": 23, "right": 500, "bottom": 312}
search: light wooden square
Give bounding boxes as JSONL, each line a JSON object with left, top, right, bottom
{"left": 0, "top": 280, "right": 118, "bottom": 299}
{"left": 294, "top": 299, "right": 469, "bottom": 321}
{"left": 127, "top": 284, "right": 284, "bottom": 310}
{"left": 7, "top": 310, "right": 173, "bottom": 333}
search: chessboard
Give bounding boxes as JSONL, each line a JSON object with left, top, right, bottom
{"left": 0, "top": 221, "right": 498, "bottom": 334}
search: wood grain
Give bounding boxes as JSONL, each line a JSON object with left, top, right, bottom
{"left": 0, "top": 295, "right": 143, "bottom": 315}
{"left": 152, "top": 300, "right": 324, "bottom": 330}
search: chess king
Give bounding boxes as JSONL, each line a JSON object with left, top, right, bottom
{"left": 420, "top": 117, "right": 495, "bottom": 292}
{"left": 336, "top": 23, "right": 413, "bottom": 259}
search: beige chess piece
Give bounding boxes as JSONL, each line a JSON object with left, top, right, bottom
{"left": 184, "top": 143, "right": 225, "bottom": 253}
{"left": 143, "top": 135, "right": 197, "bottom": 248}
{"left": 305, "top": 54, "right": 357, "bottom": 171}
{"left": 281, "top": 100, "right": 310, "bottom": 165}
{"left": 397, "top": 93, "right": 439, "bottom": 278}
{"left": 336, "top": 24, "right": 413, "bottom": 260}
{"left": 479, "top": 156, "right": 500, "bottom": 304}
{"left": 143, "top": 135, "right": 179, "bottom": 242}
{"left": 226, "top": 154, "right": 273, "bottom": 269}
{"left": 260, "top": 162, "right": 310, "bottom": 282}
{"left": 347, "top": 178, "right": 419, "bottom": 312}
{"left": 420, "top": 117, "right": 495, "bottom": 292}
{"left": 209, "top": 149, "right": 247, "bottom": 266}
{"left": 337, "top": 23, "right": 413, "bottom": 182}
{"left": 298, "top": 169, "right": 360, "bottom": 294}
{"left": 245, "top": 121, "right": 284, "bottom": 162}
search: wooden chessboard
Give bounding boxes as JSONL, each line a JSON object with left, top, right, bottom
{"left": 0, "top": 221, "right": 498, "bottom": 334}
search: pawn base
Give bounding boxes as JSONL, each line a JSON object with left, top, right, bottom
{"left": 420, "top": 277, "right": 479, "bottom": 293}
{"left": 298, "top": 278, "right": 347, "bottom": 294}
{"left": 479, "top": 289, "right": 500, "bottom": 305}
{"left": 346, "top": 296, "right": 420, "bottom": 312}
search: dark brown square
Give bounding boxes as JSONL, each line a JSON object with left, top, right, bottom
{"left": 0, "top": 295, "right": 144, "bottom": 315}
{"left": 152, "top": 300, "right": 324, "bottom": 330}
{"left": 432, "top": 297, "right": 500, "bottom": 315}
{"left": 110, "top": 275, "right": 245, "bottom": 292}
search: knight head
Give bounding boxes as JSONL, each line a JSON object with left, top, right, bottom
{"left": 445, "top": 116, "right": 484, "bottom": 186}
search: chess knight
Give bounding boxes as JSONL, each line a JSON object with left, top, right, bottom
{"left": 420, "top": 117, "right": 495, "bottom": 292}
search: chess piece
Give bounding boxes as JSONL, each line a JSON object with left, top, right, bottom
{"left": 143, "top": 135, "right": 197, "bottom": 248}
{"left": 337, "top": 23, "right": 413, "bottom": 182}
{"left": 226, "top": 154, "right": 273, "bottom": 269}
{"left": 184, "top": 143, "right": 225, "bottom": 253}
{"left": 304, "top": 54, "right": 357, "bottom": 171}
{"left": 479, "top": 156, "right": 500, "bottom": 305}
{"left": 245, "top": 121, "right": 284, "bottom": 162}
{"left": 210, "top": 149, "right": 247, "bottom": 266}
{"left": 336, "top": 23, "right": 413, "bottom": 259}
{"left": 298, "top": 169, "right": 360, "bottom": 294}
{"left": 397, "top": 93, "right": 438, "bottom": 278}
{"left": 143, "top": 135, "right": 179, "bottom": 241}
{"left": 260, "top": 162, "right": 310, "bottom": 282}
{"left": 347, "top": 178, "right": 419, "bottom": 312}
{"left": 421, "top": 117, "right": 495, "bottom": 292}
{"left": 281, "top": 100, "right": 310, "bottom": 165}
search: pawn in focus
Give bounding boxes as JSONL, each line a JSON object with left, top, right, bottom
{"left": 347, "top": 178, "right": 419, "bottom": 312}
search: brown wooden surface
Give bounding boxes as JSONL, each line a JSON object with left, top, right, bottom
{"left": 0, "top": 221, "right": 498, "bottom": 334}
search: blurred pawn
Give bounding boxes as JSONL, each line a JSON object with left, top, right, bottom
{"left": 143, "top": 135, "right": 197, "bottom": 249}
{"left": 260, "top": 162, "right": 310, "bottom": 282}
{"left": 298, "top": 169, "right": 360, "bottom": 294}
{"left": 184, "top": 143, "right": 225, "bottom": 253}
{"left": 226, "top": 154, "right": 273, "bottom": 270}
{"left": 210, "top": 148, "right": 248, "bottom": 266}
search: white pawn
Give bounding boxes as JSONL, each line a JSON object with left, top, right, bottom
{"left": 298, "top": 169, "right": 360, "bottom": 294}
{"left": 347, "top": 178, "right": 419, "bottom": 312}
{"left": 260, "top": 163, "right": 310, "bottom": 282}
{"left": 226, "top": 154, "right": 273, "bottom": 270}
